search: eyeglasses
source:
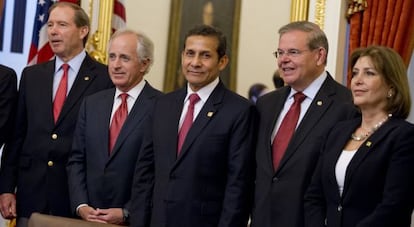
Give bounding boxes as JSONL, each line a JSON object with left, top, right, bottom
{"left": 273, "top": 49, "right": 311, "bottom": 58}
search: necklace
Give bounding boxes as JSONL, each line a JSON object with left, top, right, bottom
{"left": 350, "top": 114, "right": 391, "bottom": 141}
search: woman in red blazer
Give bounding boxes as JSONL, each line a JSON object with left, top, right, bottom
{"left": 305, "top": 45, "right": 414, "bottom": 227}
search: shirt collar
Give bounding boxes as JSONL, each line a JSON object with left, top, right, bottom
{"left": 185, "top": 77, "right": 219, "bottom": 103}
{"left": 114, "top": 79, "right": 146, "bottom": 100}
{"left": 54, "top": 51, "right": 86, "bottom": 73}
{"left": 289, "top": 71, "right": 327, "bottom": 100}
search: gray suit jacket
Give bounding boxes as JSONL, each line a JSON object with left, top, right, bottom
{"left": 252, "top": 73, "right": 357, "bottom": 227}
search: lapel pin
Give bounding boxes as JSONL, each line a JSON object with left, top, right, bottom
{"left": 317, "top": 100, "right": 323, "bottom": 106}
{"left": 207, "top": 112, "right": 214, "bottom": 117}
{"left": 366, "top": 141, "right": 372, "bottom": 147}
{"left": 84, "top": 76, "right": 90, "bottom": 81}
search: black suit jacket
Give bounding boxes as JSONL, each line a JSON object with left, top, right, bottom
{"left": 0, "top": 54, "right": 113, "bottom": 218}
{"left": 67, "top": 82, "right": 162, "bottom": 213}
{"left": 252, "top": 73, "right": 357, "bottom": 227}
{"left": 130, "top": 81, "right": 257, "bottom": 227}
{"left": 305, "top": 117, "right": 414, "bottom": 227}
{"left": 0, "top": 65, "right": 17, "bottom": 147}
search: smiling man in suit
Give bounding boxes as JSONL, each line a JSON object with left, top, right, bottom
{"left": 130, "top": 24, "right": 256, "bottom": 227}
{"left": 0, "top": 2, "right": 113, "bottom": 227}
{"left": 251, "top": 21, "right": 357, "bottom": 227}
{"left": 67, "top": 29, "right": 162, "bottom": 226}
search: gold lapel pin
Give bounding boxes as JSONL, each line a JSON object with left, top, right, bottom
{"left": 207, "top": 112, "right": 214, "bottom": 117}
{"left": 366, "top": 141, "right": 372, "bottom": 147}
{"left": 84, "top": 76, "right": 90, "bottom": 81}
{"left": 317, "top": 100, "right": 323, "bottom": 106}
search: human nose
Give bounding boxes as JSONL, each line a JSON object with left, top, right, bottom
{"left": 190, "top": 55, "right": 202, "bottom": 67}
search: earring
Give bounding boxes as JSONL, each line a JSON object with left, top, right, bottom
{"left": 387, "top": 90, "right": 393, "bottom": 98}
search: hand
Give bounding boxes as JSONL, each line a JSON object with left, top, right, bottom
{"left": 95, "top": 208, "right": 124, "bottom": 225}
{"left": 0, "top": 193, "right": 16, "bottom": 219}
{"left": 78, "top": 206, "right": 106, "bottom": 223}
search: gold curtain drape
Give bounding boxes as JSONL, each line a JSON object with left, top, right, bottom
{"left": 347, "top": 0, "right": 414, "bottom": 86}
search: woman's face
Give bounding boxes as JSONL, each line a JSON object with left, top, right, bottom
{"left": 350, "top": 56, "right": 391, "bottom": 112}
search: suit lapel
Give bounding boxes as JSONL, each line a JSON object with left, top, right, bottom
{"left": 325, "top": 119, "right": 360, "bottom": 199}
{"left": 94, "top": 89, "right": 115, "bottom": 161}
{"left": 276, "top": 75, "right": 338, "bottom": 173}
{"left": 56, "top": 54, "right": 99, "bottom": 125}
{"left": 342, "top": 120, "right": 394, "bottom": 198}
{"left": 173, "top": 83, "right": 224, "bottom": 167}
{"left": 166, "top": 90, "right": 187, "bottom": 166}
{"left": 41, "top": 60, "right": 57, "bottom": 125}
{"left": 109, "top": 84, "right": 157, "bottom": 159}
{"left": 264, "top": 88, "right": 290, "bottom": 173}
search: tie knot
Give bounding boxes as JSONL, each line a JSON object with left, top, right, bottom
{"left": 119, "top": 93, "right": 128, "bottom": 103}
{"left": 188, "top": 93, "right": 200, "bottom": 105}
{"left": 294, "top": 92, "right": 306, "bottom": 103}
{"left": 62, "top": 63, "right": 69, "bottom": 72}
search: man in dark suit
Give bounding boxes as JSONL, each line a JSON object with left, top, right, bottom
{"left": 251, "top": 21, "right": 357, "bottom": 227}
{"left": 67, "top": 29, "right": 162, "bottom": 226}
{"left": 130, "top": 25, "right": 256, "bottom": 227}
{"left": 0, "top": 2, "right": 113, "bottom": 226}
{"left": 0, "top": 65, "right": 17, "bottom": 148}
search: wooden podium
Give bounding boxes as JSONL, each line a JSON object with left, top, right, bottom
{"left": 28, "top": 213, "right": 124, "bottom": 227}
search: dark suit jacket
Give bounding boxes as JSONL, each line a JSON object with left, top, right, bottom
{"left": 305, "top": 117, "right": 414, "bottom": 227}
{"left": 67, "top": 82, "right": 162, "bottom": 213}
{"left": 0, "top": 65, "right": 17, "bottom": 147}
{"left": 252, "top": 74, "right": 357, "bottom": 227}
{"left": 0, "top": 54, "right": 113, "bottom": 218}
{"left": 130, "top": 81, "right": 257, "bottom": 227}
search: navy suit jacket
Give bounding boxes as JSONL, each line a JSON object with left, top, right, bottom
{"left": 130, "top": 81, "right": 257, "bottom": 227}
{"left": 0, "top": 54, "right": 113, "bottom": 218}
{"left": 67, "top": 82, "right": 162, "bottom": 213}
{"left": 305, "top": 117, "right": 414, "bottom": 227}
{"left": 0, "top": 65, "right": 17, "bottom": 147}
{"left": 252, "top": 73, "right": 357, "bottom": 227}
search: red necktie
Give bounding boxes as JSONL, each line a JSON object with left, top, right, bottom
{"left": 109, "top": 93, "right": 129, "bottom": 153}
{"left": 53, "top": 63, "right": 69, "bottom": 123}
{"left": 272, "top": 92, "right": 306, "bottom": 170}
{"left": 177, "top": 93, "right": 200, "bottom": 155}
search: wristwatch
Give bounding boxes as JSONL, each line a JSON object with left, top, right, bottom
{"left": 122, "top": 208, "right": 130, "bottom": 223}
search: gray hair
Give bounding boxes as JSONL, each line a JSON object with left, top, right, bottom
{"left": 109, "top": 28, "right": 154, "bottom": 74}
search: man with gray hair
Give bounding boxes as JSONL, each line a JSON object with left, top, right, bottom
{"left": 251, "top": 21, "right": 356, "bottom": 227}
{"left": 67, "top": 29, "right": 162, "bottom": 225}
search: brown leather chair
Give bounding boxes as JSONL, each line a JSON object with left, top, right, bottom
{"left": 28, "top": 213, "right": 125, "bottom": 227}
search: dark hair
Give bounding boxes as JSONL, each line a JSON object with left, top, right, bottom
{"left": 248, "top": 83, "right": 268, "bottom": 103}
{"left": 350, "top": 45, "right": 411, "bottom": 118}
{"left": 272, "top": 70, "right": 285, "bottom": 88}
{"left": 49, "top": 2, "right": 90, "bottom": 46}
{"left": 183, "top": 24, "right": 227, "bottom": 59}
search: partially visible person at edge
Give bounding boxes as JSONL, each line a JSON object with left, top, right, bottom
{"left": 67, "top": 29, "right": 162, "bottom": 226}
{"left": 248, "top": 83, "right": 269, "bottom": 104}
{"left": 0, "top": 65, "right": 17, "bottom": 149}
{"left": 305, "top": 45, "right": 414, "bottom": 227}
{"left": 130, "top": 24, "right": 256, "bottom": 227}
{"left": 0, "top": 2, "right": 113, "bottom": 227}
{"left": 272, "top": 69, "right": 285, "bottom": 89}
{"left": 251, "top": 21, "right": 357, "bottom": 227}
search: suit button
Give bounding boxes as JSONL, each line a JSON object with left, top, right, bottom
{"left": 272, "top": 177, "right": 279, "bottom": 182}
{"left": 47, "top": 161, "right": 54, "bottom": 167}
{"left": 337, "top": 205, "right": 342, "bottom": 212}
{"left": 51, "top": 134, "right": 58, "bottom": 140}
